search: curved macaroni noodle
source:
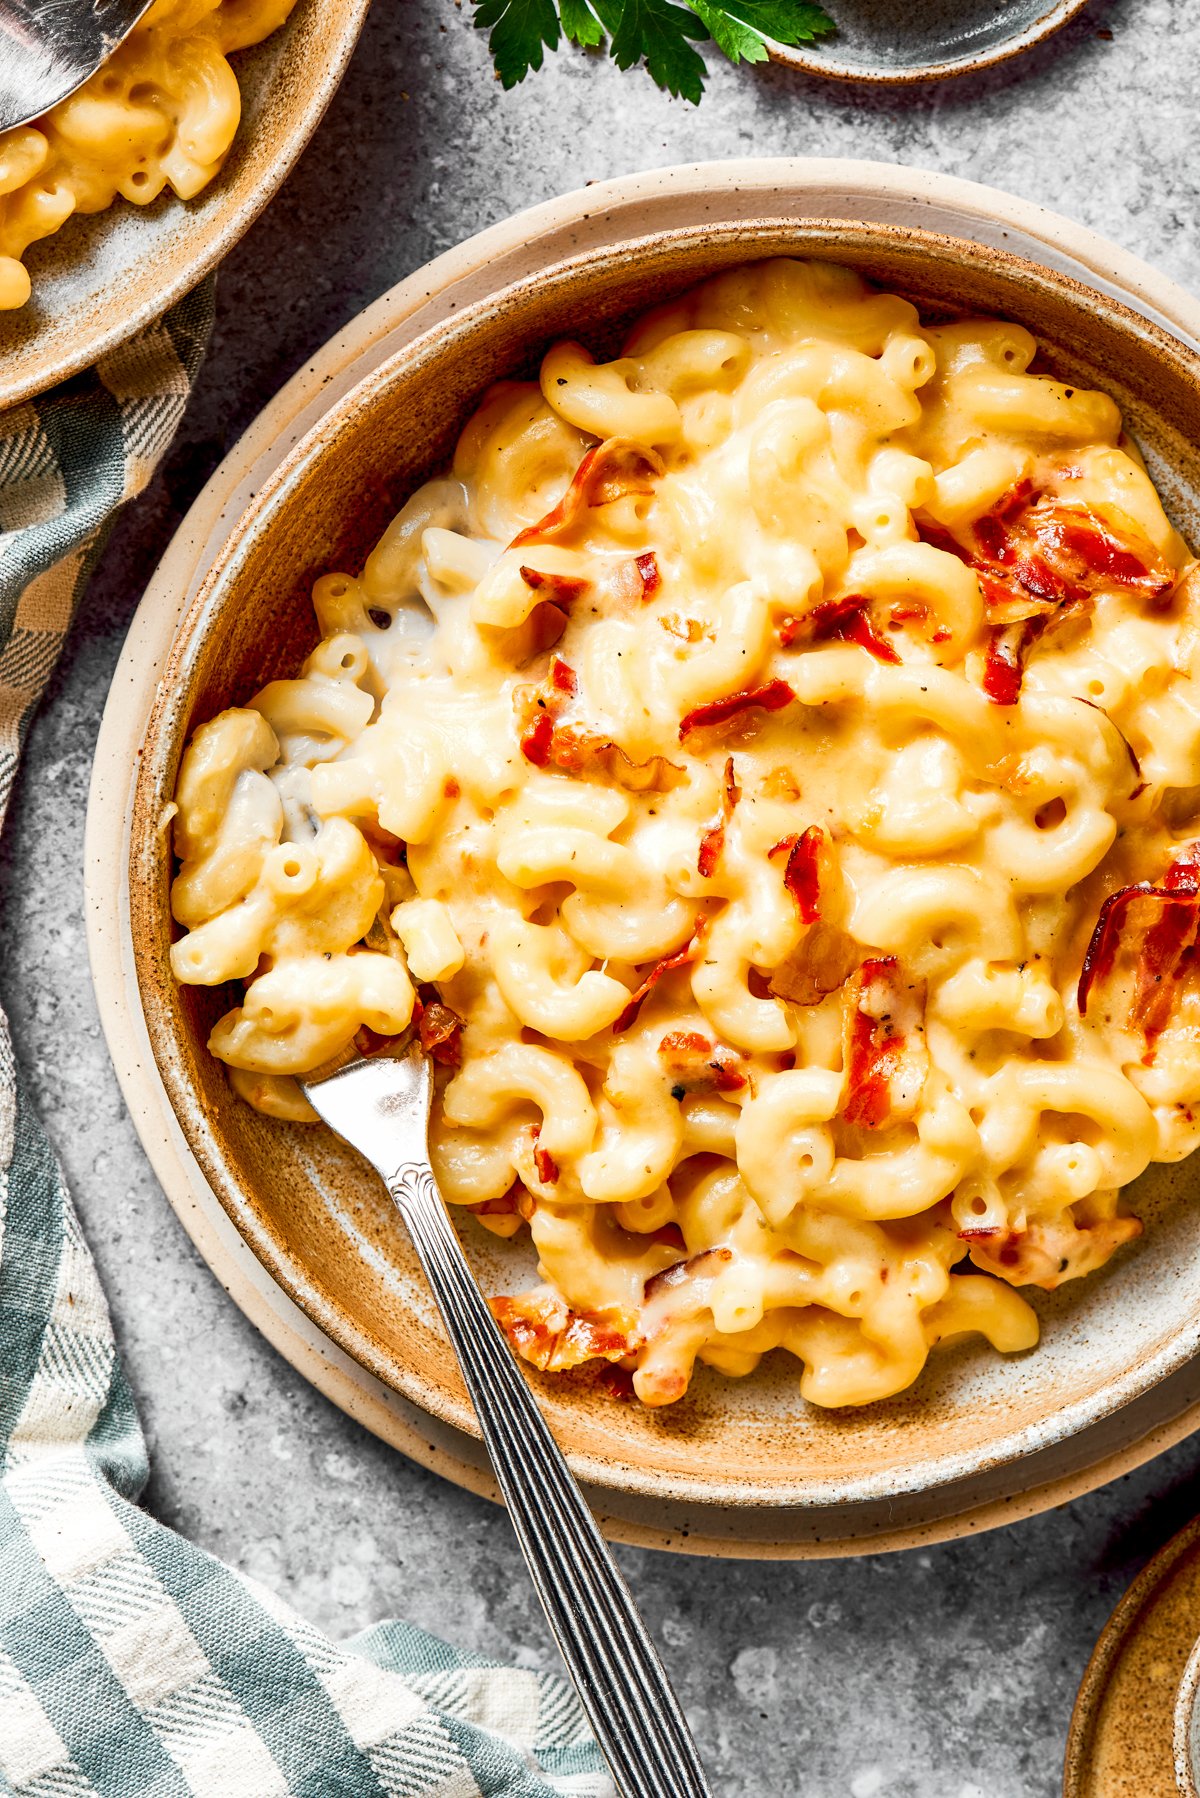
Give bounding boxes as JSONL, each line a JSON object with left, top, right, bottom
{"left": 0, "top": 0, "right": 297, "bottom": 310}
{"left": 171, "top": 257, "right": 1200, "bottom": 1409}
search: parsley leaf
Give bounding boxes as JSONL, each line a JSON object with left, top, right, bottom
{"left": 475, "top": 0, "right": 562, "bottom": 87}
{"left": 609, "top": 0, "right": 709, "bottom": 101}
{"left": 687, "top": 0, "right": 833, "bottom": 64}
{"left": 471, "top": 0, "right": 835, "bottom": 98}
{"left": 558, "top": 0, "right": 606, "bottom": 47}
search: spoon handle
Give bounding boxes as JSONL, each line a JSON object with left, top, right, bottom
{"left": 391, "top": 1160, "right": 712, "bottom": 1798}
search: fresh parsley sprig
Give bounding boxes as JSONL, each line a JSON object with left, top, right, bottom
{"left": 472, "top": 0, "right": 835, "bottom": 103}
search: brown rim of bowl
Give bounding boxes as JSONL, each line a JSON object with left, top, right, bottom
{"left": 131, "top": 214, "right": 1200, "bottom": 1509}
{"left": 0, "top": 0, "right": 370, "bottom": 412}
{"left": 1063, "top": 1512, "right": 1200, "bottom": 1798}
{"left": 767, "top": 0, "right": 1090, "bottom": 83}
{"left": 1175, "top": 1635, "right": 1200, "bottom": 1797}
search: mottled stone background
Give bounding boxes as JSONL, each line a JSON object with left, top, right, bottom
{"left": 3, "top": 2, "right": 1200, "bottom": 1792}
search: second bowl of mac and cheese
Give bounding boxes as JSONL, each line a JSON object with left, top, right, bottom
{"left": 0, "top": 0, "right": 368, "bottom": 409}
{"left": 128, "top": 216, "right": 1200, "bottom": 1511}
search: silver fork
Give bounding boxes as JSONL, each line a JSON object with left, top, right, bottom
{"left": 0, "top": 0, "right": 157, "bottom": 133}
{"left": 302, "top": 1038, "right": 712, "bottom": 1798}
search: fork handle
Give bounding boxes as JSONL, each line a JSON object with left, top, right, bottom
{"left": 389, "top": 1161, "right": 712, "bottom": 1798}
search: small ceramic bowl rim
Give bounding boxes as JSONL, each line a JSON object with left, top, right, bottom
{"left": 133, "top": 208, "right": 1200, "bottom": 1514}
{"left": 1064, "top": 1510, "right": 1200, "bottom": 1798}
{"left": 1176, "top": 1633, "right": 1200, "bottom": 1797}
{"left": 0, "top": 0, "right": 370, "bottom": 413}
{"left": 767, "top": 0, "right": 1090, "bottom": 83}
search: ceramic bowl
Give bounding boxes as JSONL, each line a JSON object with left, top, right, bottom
{"left": 1176, "top": 1633, "right": 1200, "bottom": 1797}
{"left": 768, "top": 0, "right": 1090, "bottom": 82}
{"left": 0, "top": 0, "right": 369, "bottom": 412}
{"left": 122, "top": 208, "right": 1200, "bottom": 1515}
{"left": 1064, "top": 1512, "right": 1200, "bottom": 1798}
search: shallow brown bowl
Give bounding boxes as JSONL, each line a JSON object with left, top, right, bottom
{"left": 0, "top": 0, "right": 369, "bottom": 411}
{"left": 128, "top": 215, "right": 1200, "bottom": 1511}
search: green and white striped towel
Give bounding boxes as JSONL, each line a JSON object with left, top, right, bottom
{"left": 0, "top": 285, "right": 610, "bottom": 1798}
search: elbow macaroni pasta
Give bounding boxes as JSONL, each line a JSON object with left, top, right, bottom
{"left": 171, "top": 256, "right": 1200, "bottom": 1409}
{"left": 0, "top": 0, "right": 297, "bottom": 310}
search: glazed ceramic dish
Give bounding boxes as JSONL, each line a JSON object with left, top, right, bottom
{"left": 117, "top": 208, "right": 1200, "bottom": 1504}
{"left": 86, "top": 163, "right": 1200, "bottom": 1554}
{"left": 769, "top": 0, "right": 1089, "bottom": 83}
{"left": 0, "top": 0, "right": 369, "bottom": 412}
{"left": 1064, "top": 1512, "right": 1200, "bottom": 1798}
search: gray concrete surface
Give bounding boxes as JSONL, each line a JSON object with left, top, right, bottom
{"left": 3, "top": 1, "right": 1200, "bottom": 1791}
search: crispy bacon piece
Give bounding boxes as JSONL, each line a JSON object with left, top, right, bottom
{"left": 516, "top": 659, "right": 578, "bottom": 762}
{"left": 769, "top": 922, "right": 857, "bottom": 1007}
{"left": 697, "top": 824, "right": 723, "bottom": 880}
{"left": 465, "top": 1193, "right": 520, "bottom": 1217}
{"left": 613, "top": 933, "right": 703, "bottom": 1034}
{"left": 636, "top": 551, "right": 661, "bottom": 597}
{"left": 519, "top": 565, "right": 590, "bottom": 606}
{"left": 520, "top": 710, "right": 554, "bottom": 766}
{"left": 539, "top": 727, "right": 686, "bottom": 792}
{"left": 1077, "top": 848, "right": 1200, "bottom": 1040}
{"left": 923, "top": 487, "right": 1174, "bottom": 615}
{"left": 531, "top": 1125, "right": 560, "bottom": 1186}
{"left": 920, "top": 485, "right": 1177, "bottom": 701}
{"left": 679, "top": 679, "right": 795, "bottom": 740}
{"left": 418, "top": 998, "right": 464, "bottom": 1067}
{"left": 510, "top": 439, "right": 664, "bottom": 547}
{"left": 843, "top": 957, "right": 928, "bottom": 1130}
{"left": 657, "top": 1029, "right": 747, "bottom": 1094}
{"left": 491, "top": 1290, "right": 639, "bottom": 1371}
{"left": 595, "top": 1363, "right": 637, "bottom": 1401}
{"left": 769, "top": 827, "right": 824, "bottom": 925}
{"left": 982, "top": 617, "right": 1046, "bottom": 706}
{"left": 697, "top": 756, "right": 740, "bottom": 877}
{"left": 961, "top": 1212, "right": 1143, "bottom": 1290}
{"left": 779, "top": 596, "right": 901, "bottom": 665}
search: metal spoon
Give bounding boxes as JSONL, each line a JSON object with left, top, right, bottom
{"left": 302, "top": 1035, "right": 712, "bottom": 1798}
{"left": 0, "top": 0, "right": 157, "bottom": 133}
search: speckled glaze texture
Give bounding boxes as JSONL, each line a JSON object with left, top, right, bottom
{"left": 1064, "top": 1514, "right": 1200, "bottom": 1798}
{"left": 4, "top": 3, "right": 1200, "bottom": 1794}
{"left": 769, "top": 0, "right": 1090, "bottom": 83}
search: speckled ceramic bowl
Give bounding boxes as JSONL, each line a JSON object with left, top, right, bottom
{"left": 774, "top": 0, "right": 1093, "bottom": 82}
{"left": 0, "top": 0, "right": 369, "bottom": 412}
{"left": 118, "top": 205, "right": 1200, "bottom": 1518}
{"left": 1064, "top": 1513, "right": 1200, "bottom": 1798}
{"left": 769, "top": 0, "right": 1090, "bottom": 82}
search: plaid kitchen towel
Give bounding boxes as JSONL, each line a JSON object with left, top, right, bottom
{"left": 0, "top": 289, "right": 611, "bottom": 1798}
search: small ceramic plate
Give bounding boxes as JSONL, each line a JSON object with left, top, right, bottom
{"left": 1064, "top": 1513, "right": 1200, "bottom": 1798}
{"left": 770, "top": 0, "right": 1091, "bottom": 83}
{"left": 86, "top": 159, "right": 1200, "bottom": 1557}
{"left": 0, "top": 0, "right": 370, "bottom": 412}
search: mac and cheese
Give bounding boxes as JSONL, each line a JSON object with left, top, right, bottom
{"left": 0, "top": 0, "right": 297, "bottom": 310}
{"left": 170, "top": 257, "right": 1200, "bottom": 1409}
